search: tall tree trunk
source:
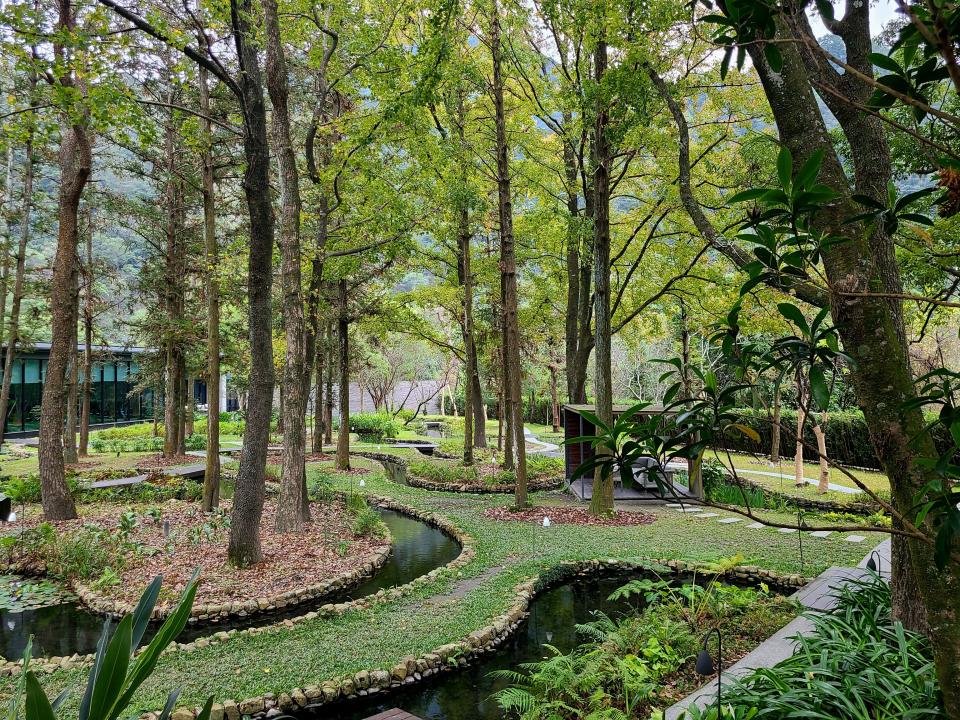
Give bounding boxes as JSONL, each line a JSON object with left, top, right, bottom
{"left": 454, "top": 124, "right": 476, "bottom": 464}
{"left": 794, "top": 387, "right": 806, "bottom": 487}
{"left": 185, "top": 375, "right": 195, "bottom": 438}
{"left": 199, "top": 61, "right": 220, "bottom": 511}
{"left": 228, "top": 0, "right": 275, "bottom": 567}
{"left": 549, "top": 363, "right": 560, "bottom": 433}
{"left": 471, "top": 354, "right": 486, "bottom": 447}
{"left": 162, "top": 77, "right": 185, "bottom": 459}
{"left": 265, "top": 0, "right": 307, "bottom": 532}
{"left": 335, "top": 280, "right": 351, "bottom": 471}
{"left": 176, "top": 356, "right": 187, "bottom": 454}
{"left": 312, "top": 338, "right": 324, "bottom": 452}
{"left": 324, "top": 322, "right": 334, "bottom": 444}
{"left": 63, "top": 293, "right": 79, "bottom": 465}
{"left": 490, "top": 1, "right": 526, "bottom": 506}
{"left": 459, "top": 210, "right": 474, "bottom": 466}
{"left": 0, "top": 116, "right": 34, "bottom": 448}
{"left": 38, "top": 0, "right": 86, "bottom": 521}
{"left": 562, "top": 120, "right": 592, "bottom": 404}
{"left": 769, "top": 385, "right": 781, "bottom": 465}
{"left": 813, "top": 412, "right": 829, "bottom": 493}
{"left": 589, "top": 36, "right": 614, "bottom": 516}
{"left": 79, "top": 211, "right": 93, "bottom": 457}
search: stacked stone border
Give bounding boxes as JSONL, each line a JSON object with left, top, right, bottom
{"left": 0, "top": 495, "right": 471, "bottom": 676}
{"left": 356, "top": 450, "right": 563, "bottom": 495}
{"left": 149, "top": 557, "right": 806, "bottom": 720}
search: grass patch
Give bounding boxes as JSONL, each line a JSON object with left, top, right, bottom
{"left": 1, "top": 460, "right": 881, "bottom": 714}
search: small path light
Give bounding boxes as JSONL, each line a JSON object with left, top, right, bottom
{"left": 695, "top": 628, "right": 723, "bottom": 711}
{"left": 866, "top": 550, "right": 882, "bottom": 574}
{"left": 359, "top": 478, "right": 366, "bottom": 488}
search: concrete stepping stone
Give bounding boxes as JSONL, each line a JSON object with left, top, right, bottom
{"left": 666, "top": 503, "right": 683, "bottom": 508}
{"left": 746, "top": 522, "right": 764, "bottom": 528}
{"left": 777, "top": 527, "right": 797, "bottom": 533}
{"left": 809, "top": 530, "right": 833, "bottom": 538}
{"left": 699, "top": 513, "right": 720, "bottom": 518}
{"left": 717, "top": 517, "right": 741, "bottom": 524}
{"left": 680, "top": 507, "right": 703, "bottom": 513}
{"left": 844, "top": 534, "right": 867, "bottom": 543}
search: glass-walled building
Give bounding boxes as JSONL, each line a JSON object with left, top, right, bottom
{"left": 0, "top": 344, "right": 155, "bottom": 436}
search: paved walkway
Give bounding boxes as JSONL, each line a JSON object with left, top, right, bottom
{"left": 523, "top": 426, "right": 562, "bottom": 456}
{"left": 664, "top": 540, "right": 890, "bottom": 719}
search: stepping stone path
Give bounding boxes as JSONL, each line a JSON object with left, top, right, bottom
{"left": 659, "top": 504, "right": 872, "bottom": 543}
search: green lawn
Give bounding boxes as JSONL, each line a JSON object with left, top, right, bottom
{"left": 716, "top": 451, "right": 890, "bottom": 502}
{"left": 5, "top": 455, "right": 882, "bottom": 714}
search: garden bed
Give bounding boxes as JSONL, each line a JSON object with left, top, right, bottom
{"left": 482, "top": 505, "right": 656, "bottom": 527}
{"left": 134, "top": 454, "right": 203, "bottom": 470}
{"left": 405, "top": 456, "right": 564, "bottom": 494}
{"left": 1, "top": 498, "right": 391, "bottom": 622}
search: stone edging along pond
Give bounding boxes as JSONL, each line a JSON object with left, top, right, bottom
{"left": 147, "top": 558, "right": 806, "bottom": 720}
{"left": 0, "top": 495, "right": 472, "bottom": 677}
{"left": 355, "top": 450, "right": 563, "bottom": 495}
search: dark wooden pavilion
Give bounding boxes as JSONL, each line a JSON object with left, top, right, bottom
{"left": 562, "top": 403, "right": 697, "bottom": 501}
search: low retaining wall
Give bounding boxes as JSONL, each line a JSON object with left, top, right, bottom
{"left": 145, "top": 557, "right": 806, "bottom": 720}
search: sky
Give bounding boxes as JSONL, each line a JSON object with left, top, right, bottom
{"left": 807, "top": 0, "right": 901, "bottom": 38}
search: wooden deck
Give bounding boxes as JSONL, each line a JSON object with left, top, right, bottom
{"left": 361, "top": 710, "right": 424, "bottom": 720}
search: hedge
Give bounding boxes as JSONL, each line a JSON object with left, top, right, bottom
{"left": 722, "top": 407, "right": 957, "bottom": 470}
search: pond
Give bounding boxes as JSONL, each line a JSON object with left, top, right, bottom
{"left": 323, "top": 573, "right": 641, "bottom": 720}
{"left": 0, "top": 508, "right": 461, "bottom": 660}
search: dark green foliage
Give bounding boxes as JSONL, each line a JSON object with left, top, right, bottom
{"left": 494, "top": 578, "right": 794, "bottom": 719}
{"left": 349, "top": 413, "right": 401, "bottom": 442}
{"left": 683, "top": 575, "right": 945, "bottom": 719}
{"left": 719, "top": 407, "right": 959, "bottom": 470}
{"left": 344, "top": 494, "right": 386, "bottom": 539}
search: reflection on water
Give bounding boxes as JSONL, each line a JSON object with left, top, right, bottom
{"left": 0, "top": 508, "right": 460, "bottom": 660}
{"left": 324, "top": 575, "right": 638, "bottom": 720}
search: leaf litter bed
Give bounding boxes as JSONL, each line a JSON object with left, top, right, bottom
{"left": 13, "top": 499, "right": 389, "bottom": 612}
{"left": 482, "top": 505, "right": 656, "bottom": 526}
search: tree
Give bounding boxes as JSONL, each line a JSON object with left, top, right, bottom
{"left": 37, "top": 0, "right": 89, "bottom": 521}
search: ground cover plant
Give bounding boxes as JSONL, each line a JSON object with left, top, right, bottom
{"left": 681, "top": 575, "right": 945, "bottom": 719}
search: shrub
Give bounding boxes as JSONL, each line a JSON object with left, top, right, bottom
{"left": 344, "top": 494, "right": 386, "bottom": 538}
{"left": 722, "top": 407, "right": 959, "bottom": 470}
{"left": 349, "top": 412, "right": 400, "bottom": 442}
{"left": 684, "top": 575, "right": 944, "bottom": 719}
{"left": 408, "top": 460, "right": 479, "bottom": 484}
{"left": 526, "top": 454, "right": 564, "bottom": 480}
